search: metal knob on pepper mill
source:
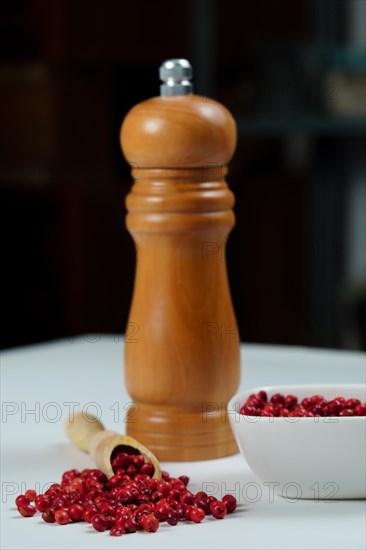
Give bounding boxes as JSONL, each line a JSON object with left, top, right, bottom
{"left": 120, "top": 59, "right": 240, "bottom": 461}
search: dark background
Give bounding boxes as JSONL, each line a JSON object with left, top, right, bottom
{"left": 1, "top": 0, "right": 365, "bottom": 350}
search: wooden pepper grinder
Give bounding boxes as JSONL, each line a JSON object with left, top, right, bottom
{"left": 120, "top": 59, "right": 240, "bottom": 461}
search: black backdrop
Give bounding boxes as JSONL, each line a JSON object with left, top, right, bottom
{"left": 1, "top": 0, "right": 365, "bottom": 350}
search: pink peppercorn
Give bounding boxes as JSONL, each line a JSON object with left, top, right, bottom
{"left": 14, "top": 449, "right": 239, "bottom": 538}
{"left": 18, "top": 504, "right": 36, "bottom": 517}
{"left": 210, "top": 500, "right": 227, "bottom": 519}
{"left": 54, "top": 509, "right": 69, "bottom": 525}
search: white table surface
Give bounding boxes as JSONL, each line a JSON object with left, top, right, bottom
{"left": 1, "top": 336, "right": 365, "bottom": 550}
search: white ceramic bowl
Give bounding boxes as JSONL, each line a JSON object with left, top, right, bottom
{"left": 228, "top": 384, "right": 366, "bottom": 499}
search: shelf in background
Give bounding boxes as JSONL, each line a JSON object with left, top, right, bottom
{"left": 236, "top": 115, "right": 366, "bottom": 136}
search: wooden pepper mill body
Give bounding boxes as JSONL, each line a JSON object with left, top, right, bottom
{"left": 120, "top": 67, "right": 240, "bottom": 460}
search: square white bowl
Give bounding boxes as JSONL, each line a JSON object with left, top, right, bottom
{"left": 228, "top": 384, "right": 366, "bottom": 499}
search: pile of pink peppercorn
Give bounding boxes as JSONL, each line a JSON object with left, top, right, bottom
{"left": 15, "top": 451, "right": 237, "bottom": 536}
{"left": 239, "top": 390, "right": 366, "bottom": 417}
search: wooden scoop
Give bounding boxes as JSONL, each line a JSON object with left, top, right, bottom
{"left": 65, "top": 411, "right": 161, "bottom": 479}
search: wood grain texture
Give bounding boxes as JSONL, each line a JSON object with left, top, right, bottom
{"left": 120, "top": 95, "right": 237, "bottom": 168}
{"left": 120, "top": 95, "right": 240, "bottom": 460}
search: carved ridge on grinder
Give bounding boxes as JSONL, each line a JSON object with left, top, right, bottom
{"left": 131, "top": 167, "right": 229, "bottom": 181}
{"left": 127, "top": 177, "right": 235, "bottom": 215}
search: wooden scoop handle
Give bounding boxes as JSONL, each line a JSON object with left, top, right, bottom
{"left": 65, "top": 411, "right": 161, "bottom": 479}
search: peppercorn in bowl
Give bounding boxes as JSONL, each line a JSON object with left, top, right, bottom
{"left": 228, "top": 384, "right": 366, "bottom": 499}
